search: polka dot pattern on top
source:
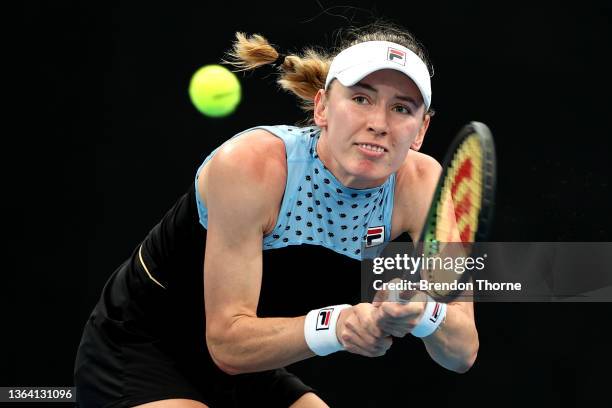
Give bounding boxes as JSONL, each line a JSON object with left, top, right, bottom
{"left": 194, "top": 125, "right": 396, "bottom": 261}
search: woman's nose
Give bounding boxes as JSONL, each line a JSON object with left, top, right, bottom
{"left": 367, "top": 106, "right": 389, "bottom": 136}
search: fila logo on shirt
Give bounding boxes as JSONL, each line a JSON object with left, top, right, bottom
{"left": 365, "top": 226, "right": 385, "bottom": 247}
{"left": 316, "top": 308, "right": 335, "bottom": 330}
{"left": 387, "top": 47, "right": 406, "bottom": 65}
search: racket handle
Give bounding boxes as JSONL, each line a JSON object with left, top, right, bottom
{"left": 387, "top": 289, "right": 402, "bottom": 303}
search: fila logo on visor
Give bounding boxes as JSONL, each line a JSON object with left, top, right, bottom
{"left": 387, "top": 48, "right": 406, "bottom": 65}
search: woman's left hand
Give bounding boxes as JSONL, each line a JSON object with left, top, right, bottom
{"left": 372, "top": 288, "right": 428, "bottom": 338}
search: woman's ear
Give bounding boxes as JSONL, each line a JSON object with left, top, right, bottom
{"left": 410, "top": 114, "right": 431, "bottom": 151}
{"left": 313, "top": 89, "right": 328, "bottom": 127}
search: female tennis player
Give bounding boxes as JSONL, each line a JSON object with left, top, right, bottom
{"left": 74, "top": 21, "right": 478, "bottom": 408}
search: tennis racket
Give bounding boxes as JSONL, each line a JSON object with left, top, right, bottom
{"left": 395, "top": 121, "right": 496, "bottom": 303}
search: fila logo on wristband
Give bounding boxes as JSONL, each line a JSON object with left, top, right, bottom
{"left": 304, "top": 304, "right": 351, "bottom": 356}
{"left": 430, "top": 303, "right": 442, "bottom": 323}
{"left": 316, "top": 308, "right": 333, "bottom": 330}
{"left": 411, "top": 296, "right": 447, "bottom": 338}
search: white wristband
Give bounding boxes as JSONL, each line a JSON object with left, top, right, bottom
{"left": 411, "top": 295, "right": 447, "bottom": 338}
{"left": 304, "top": 304, "right": 351, "bottom": 356}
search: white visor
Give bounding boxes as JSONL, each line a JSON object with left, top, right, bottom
{"left": 325, "top": 41, "right": 432, "bottom": 109}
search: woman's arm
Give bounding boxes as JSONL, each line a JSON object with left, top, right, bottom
{"left": 422, "top": 300, "right": 479, "bottom": 373}
{"left": 380, "top": 152, "right": 479, "bottom": 373}
{"left": 374, "top": 297, "right": 478, "bottom": 373}
{"left": 202, "top": 131, "right": 312, "bottom": 375}
{"left": 201, "top": 130, "right": 391, "bottom": 375}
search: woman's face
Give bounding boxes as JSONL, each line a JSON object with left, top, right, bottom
{"left": 314, "top": 69, "right": 430, "bottom": 189}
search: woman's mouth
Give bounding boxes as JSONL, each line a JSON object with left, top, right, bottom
{"left": 355, "top": 143, "right": 387, "bottom": 157}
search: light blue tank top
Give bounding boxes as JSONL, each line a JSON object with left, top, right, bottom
{"left": 194, "top": 125, "right": 396, "bottom": 261}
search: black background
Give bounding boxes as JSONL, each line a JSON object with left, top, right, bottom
{"left": 6, "top": 1, "right": 612, "bottom": 406}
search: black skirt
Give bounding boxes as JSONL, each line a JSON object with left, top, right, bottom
{"left": 74, "top": 250, "right": 315, "bottom": 408}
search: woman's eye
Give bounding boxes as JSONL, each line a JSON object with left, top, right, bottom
{"left": 353, "top": 96, "right": 369, "bottom": 104}
{"left": 393, "top": 105, "right": 412, "bottom": 115}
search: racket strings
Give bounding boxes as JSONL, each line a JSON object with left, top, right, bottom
{"left": 412, "top": 123, "right": 495, "bottom": 301}
{"left": 437, "top": 134, "right": 483, "bottom": 244}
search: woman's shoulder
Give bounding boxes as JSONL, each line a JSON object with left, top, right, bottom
{"left": 219, "top": 127, "right": 286, "bottom": 159}
{"left": 199, "top": 128, "right": 287, "bottom": 204}
{"left": 394, "top": 150, "right": 442, "bottom": 235}
{"left": 397, "top": 149, "right": 442, "bottom": 189}
{"left": 212, "top": 128, "right": 287, "bottom": 175}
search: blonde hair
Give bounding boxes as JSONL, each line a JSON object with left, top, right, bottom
{"left": 223, "top": 21, "right": 435, "bottom": 121}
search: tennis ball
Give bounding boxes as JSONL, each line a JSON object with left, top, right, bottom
{"left": 188, "top": 64, "right": 241, "bottom": 118}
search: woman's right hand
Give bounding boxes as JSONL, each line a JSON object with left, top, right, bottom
{"left": 335, "top": 303, "right": 393, "bottom": 357}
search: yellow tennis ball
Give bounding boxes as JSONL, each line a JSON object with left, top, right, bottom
{"left": 188, "top": 64, "right": 241, "bottom": 117}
